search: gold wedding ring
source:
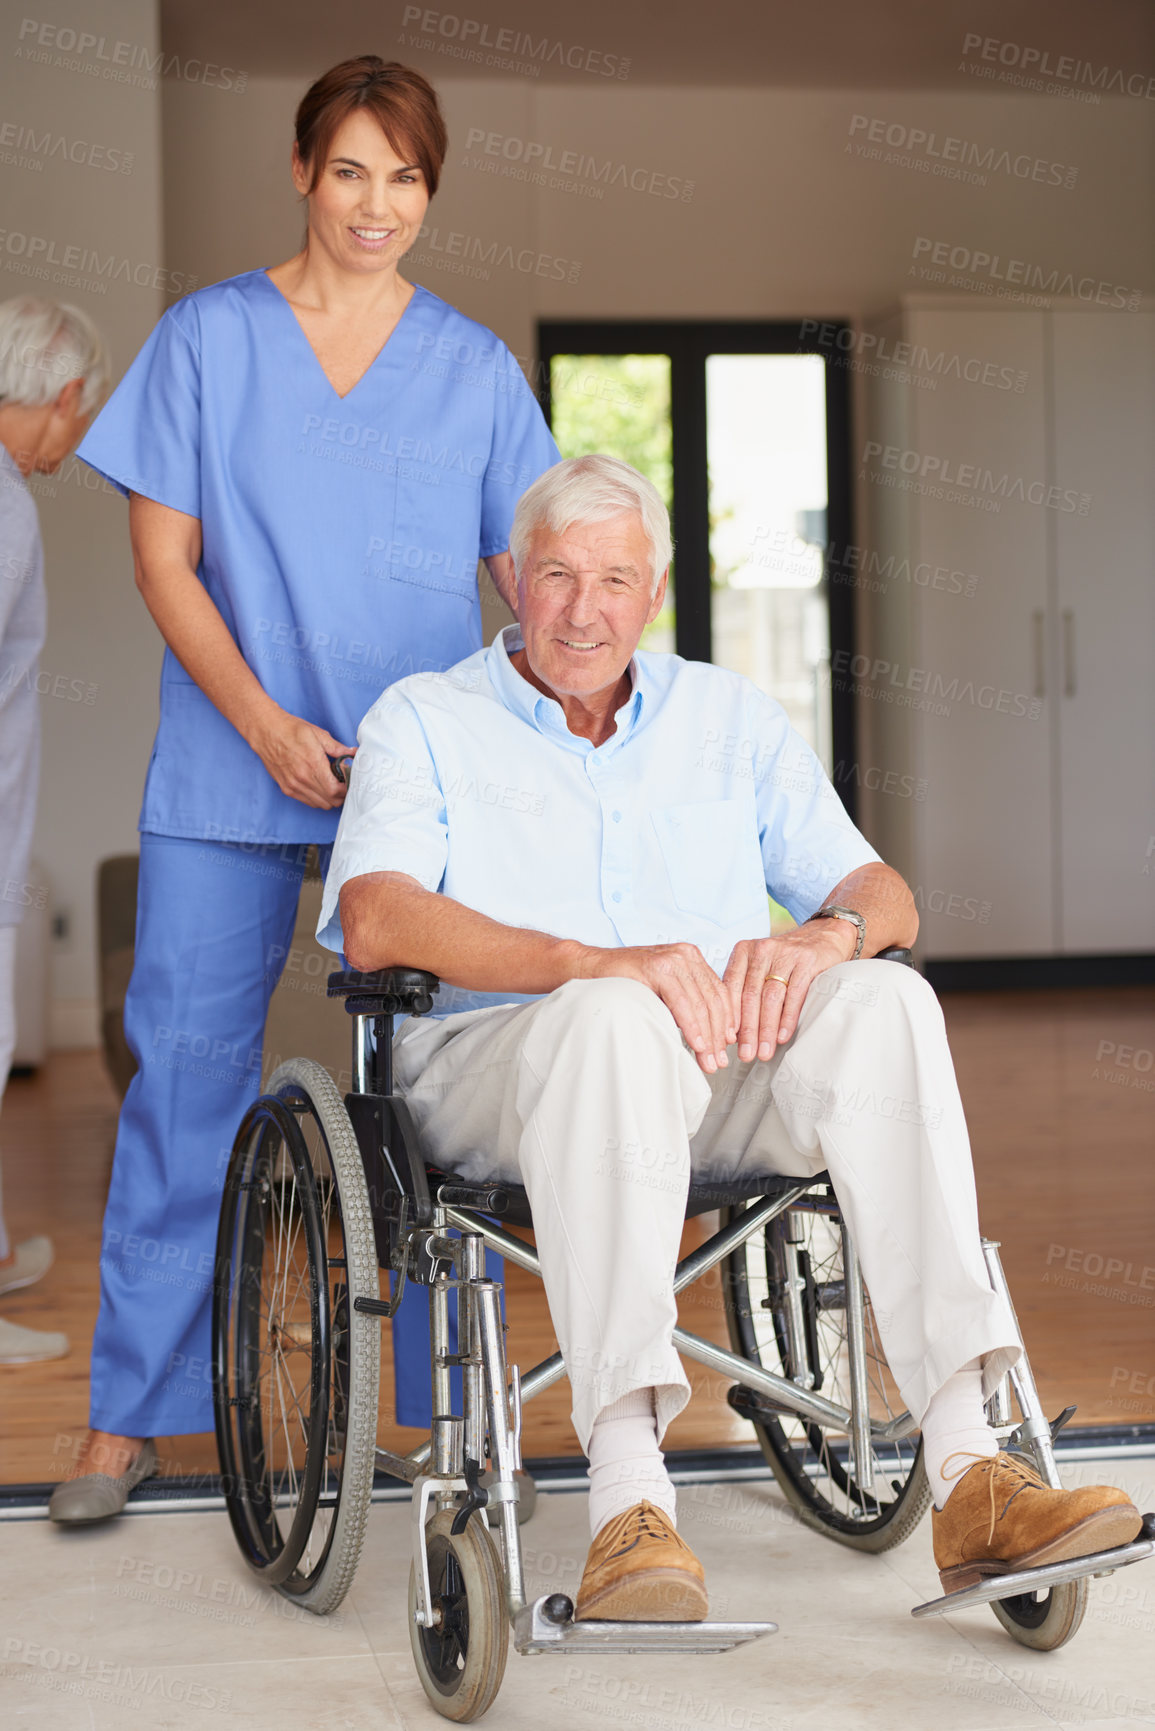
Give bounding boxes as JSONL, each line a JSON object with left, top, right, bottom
{"left": 768, "top": 973, "right": 790, "bottom": 986}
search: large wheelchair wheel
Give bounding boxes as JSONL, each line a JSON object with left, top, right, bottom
{"left": 214, "top": 1057, "right": 380, "bottom": 1614}
{"left": 723, "top": 1191, "right": 930, "bottom": 1550}
{"left": 408, "top": 1509, "right": 508, "bottom": 1723}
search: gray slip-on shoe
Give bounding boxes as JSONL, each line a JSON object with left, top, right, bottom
{"left": 48, "top": 1438, "right": 158, "bottom": 1525}
{"left": 0, "top": 1235, "right": 54, "bottom": 1296}
{"left": 0, "top": 1316, "right": 69, "bottom": 1364}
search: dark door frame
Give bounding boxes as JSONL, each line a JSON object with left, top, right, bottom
{"left": 538, "top": 319, "right": 857, "bottom": 815}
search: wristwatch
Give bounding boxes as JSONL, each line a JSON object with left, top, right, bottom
{"left": 808, "top": 905, "right": 866, "bottom": 960}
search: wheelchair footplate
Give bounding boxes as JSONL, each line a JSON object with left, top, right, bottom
{"left": 911, "top": 1512, "right": 1155, "bottom": 1619}
{"left": 514, "top": 1594, "right": 777, "bottom": 1656}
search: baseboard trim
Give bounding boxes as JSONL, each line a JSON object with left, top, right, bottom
{"left": 4, "top": 1427, "right": 1152, "bottom": 1519}
{"left": 925, "top": 954, "right": 1155, "bottom": 992}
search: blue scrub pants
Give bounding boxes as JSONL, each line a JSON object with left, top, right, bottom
{"left": 88, "top": 832, "right": 455, "bottom": 1437}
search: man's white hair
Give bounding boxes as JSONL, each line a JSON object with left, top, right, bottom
{"left": 509, "top": 454, "right": 672, "bottom": 593}
{"left": 0, "top": 297, "right": 111, "bottom": 417}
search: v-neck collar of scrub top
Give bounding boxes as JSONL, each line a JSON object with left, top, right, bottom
{"left": 486, "top": 622, "right": 646, "bottom": 761}
{"left": 256, "top": 268, "right": 433, "bottom": 405}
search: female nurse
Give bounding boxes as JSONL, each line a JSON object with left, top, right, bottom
{"left": 50, "top": 57, "right": 558, "bottom": 1522}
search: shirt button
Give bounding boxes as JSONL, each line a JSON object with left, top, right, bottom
{"left": 612, "top": 891, "right": 623, "bottom": 904}
{"left": 612, "top": 810, "right": 622, "bottom": 822}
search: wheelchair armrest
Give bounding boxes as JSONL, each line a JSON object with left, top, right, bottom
{"left": 875, "top": 947, "right": 914, "bottom": 967}
{"left": 327, "top": 966, "right": 440, "bottom": 1016}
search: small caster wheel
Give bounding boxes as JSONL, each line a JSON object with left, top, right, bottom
{"left": 990, "top": 1578, "right": 1087, "bottom": 1650}
{"left": 409, "top": 1508, "right": 508, "bottom": 1722}
{"left": 481, "top": 1467, "right": 537, "bottom": 1526}
{"left": 542, "top": 1593, "right": 573, "bottom": 1625}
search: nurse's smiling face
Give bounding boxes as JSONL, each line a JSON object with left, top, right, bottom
{"left": 292, "top": 109, "right": 431, "bottom": 275}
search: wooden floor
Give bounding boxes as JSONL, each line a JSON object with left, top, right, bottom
{"left": 1, "top": 987, "right": 1152, "bottom": 1485}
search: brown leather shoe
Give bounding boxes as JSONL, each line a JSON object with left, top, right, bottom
{"left": 932, "top": 1451, "right": 1142, "bottom": 1593}
{"left": 576, "top": 1501, "right": 708, "bottom": 1622}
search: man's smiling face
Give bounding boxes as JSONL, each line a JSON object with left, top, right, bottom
{"left": 514, "top": 511, "right": 668, "bottom": 706}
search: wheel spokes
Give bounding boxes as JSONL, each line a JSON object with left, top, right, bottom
{"left": 739, "top": 1210, "right": 919, "bottom": 1525}
{"left": 250, "top": 1105, "right": 346, "bottom": 1567}
{"left": 216, "top": 1071, "right": 377, "bottom": 1606}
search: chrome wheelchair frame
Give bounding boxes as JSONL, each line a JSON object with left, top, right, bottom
{"left": 213, "top": 956, "right": 1155, "bottom": 1723}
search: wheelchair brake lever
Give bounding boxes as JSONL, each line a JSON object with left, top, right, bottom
{"left": 451, "top": 1455, "right": 489, "bottom": 1536}
{"left": 353, "top": 1197, "right": 410, "bottom": 1319}
{"left": 1050, "top": 1404, "right": 1077, "bottom": 1442}
{"left": 381, "top": 1196, "right": 411, "bottom": 1316}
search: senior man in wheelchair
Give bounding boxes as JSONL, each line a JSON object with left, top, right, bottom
{"left": 317, "top": 453, "right": 1140, "bottom": 1623}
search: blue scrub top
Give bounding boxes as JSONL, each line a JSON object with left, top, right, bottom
{"left": 76, "top": 269, "right": 560, "bottom": 844}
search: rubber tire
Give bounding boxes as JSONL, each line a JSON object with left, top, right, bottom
{"left": 990, "top": 1577, "right": 1088, "bottom": 1649}
{"left": 722, "top": 1201, "right": 930, "bottom": 1552}
{"left": 409, "top": 1509, "right": 509, "bottom": 1723}
{"left": 266, "top": 1060, "right": 380, "bottom": 1614}
{"left": 215, "top": 1058, "right": 380, "bottom": 1616}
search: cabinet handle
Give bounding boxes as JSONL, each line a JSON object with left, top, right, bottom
{"left": 1032, "top": 609, "right": 1045, "bottom": 699}
{"left": 1062, "top": 609, "right": 1076, "bottom": 697}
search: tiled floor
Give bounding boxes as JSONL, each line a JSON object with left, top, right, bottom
{"left": 3, "top": 1454, "right": 1153, "bottom": 1729}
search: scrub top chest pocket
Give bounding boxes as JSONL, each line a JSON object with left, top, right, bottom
{"left": 650, "top": 799, "right": 769, "bottom": 929}
{"left": 391, "top": 466, "right": 483, "bottom": 600}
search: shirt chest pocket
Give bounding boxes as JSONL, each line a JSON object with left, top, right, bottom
{"left": 650, "top": 799, "right": 768, "bottom": 928}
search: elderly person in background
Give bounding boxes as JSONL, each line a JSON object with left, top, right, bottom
{"left": 0, "top": 297, "right": 110, "bottom": 1365}
{"left": 318, "top": 453, "right": 1140, "bottom": 1622}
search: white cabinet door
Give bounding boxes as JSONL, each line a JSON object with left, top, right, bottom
{"left": 1051, "top": 311, "right": 1155, "bottom": 952}
{"left": 906, "top": 310, "right": 1053, "bottom": 956}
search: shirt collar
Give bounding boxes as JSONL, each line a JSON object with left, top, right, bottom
{"left": 486, "top": 623, "right": 646, "bottom": 750}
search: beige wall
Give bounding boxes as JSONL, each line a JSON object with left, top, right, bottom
{"left": 9, "top": 57, "right": 1155, "bottom": 1042}
{"left": 165, "top": 78, "right": 1155, "bottom": 342}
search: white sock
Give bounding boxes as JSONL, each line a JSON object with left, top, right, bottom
{"left": 586, "top": 1388, "right": 676, "bottom": 1538}
{"left": 921, "top": 1356, "right": 1000, "bottom": 1509}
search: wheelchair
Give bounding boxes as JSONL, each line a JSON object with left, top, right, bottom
{"left": 212, "top": 951, "right": 1155, "bottom": 1723}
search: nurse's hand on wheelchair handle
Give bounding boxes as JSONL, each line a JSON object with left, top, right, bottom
{"left": 251, "top": 709, "right": 358, "bottom": 810}
{"left": 724, "top": 923, "right": 858, "bottom": 1062}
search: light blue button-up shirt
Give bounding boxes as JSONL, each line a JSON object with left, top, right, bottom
{"left": 317, "top": 624, "right": 881, "bottom": 1016}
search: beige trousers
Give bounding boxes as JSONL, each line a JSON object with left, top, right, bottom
{"left": 393, "top": 962, "right": 1021, "bottom": 1453}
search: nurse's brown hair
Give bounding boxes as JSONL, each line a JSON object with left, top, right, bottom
{"left": 294, "top": 57, "right": 448, "bottom": 196}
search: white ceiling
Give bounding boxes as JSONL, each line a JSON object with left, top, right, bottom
{"left": 162, "top": 0, "right": 1154, "bottom": 89}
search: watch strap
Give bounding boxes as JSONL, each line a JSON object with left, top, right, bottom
{"left": 809, "top": 905, "right": 866, "bottom": 960}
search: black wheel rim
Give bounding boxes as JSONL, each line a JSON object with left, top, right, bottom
{"left": 997, "top": 1590, "right": 1055, "bottom": 1628}
{"left": 723, "top": 1201, "right": 922, "bottom": 1534}
{"left": 419, "top": 1535, "right": 472, "bottom": 1694}
{"left": 213, "top": 1095, "right": 334, "bottom": 1586}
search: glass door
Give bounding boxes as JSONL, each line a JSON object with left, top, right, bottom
{"left": 540, "top": 321, "right": 855, "bottom": 798}
{"left": 705, "top": 352, "right": 831, "bottom": 763}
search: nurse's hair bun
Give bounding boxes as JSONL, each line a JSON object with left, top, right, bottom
{"left": 295, "top": 57, "right": 448, "bottom": 197}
